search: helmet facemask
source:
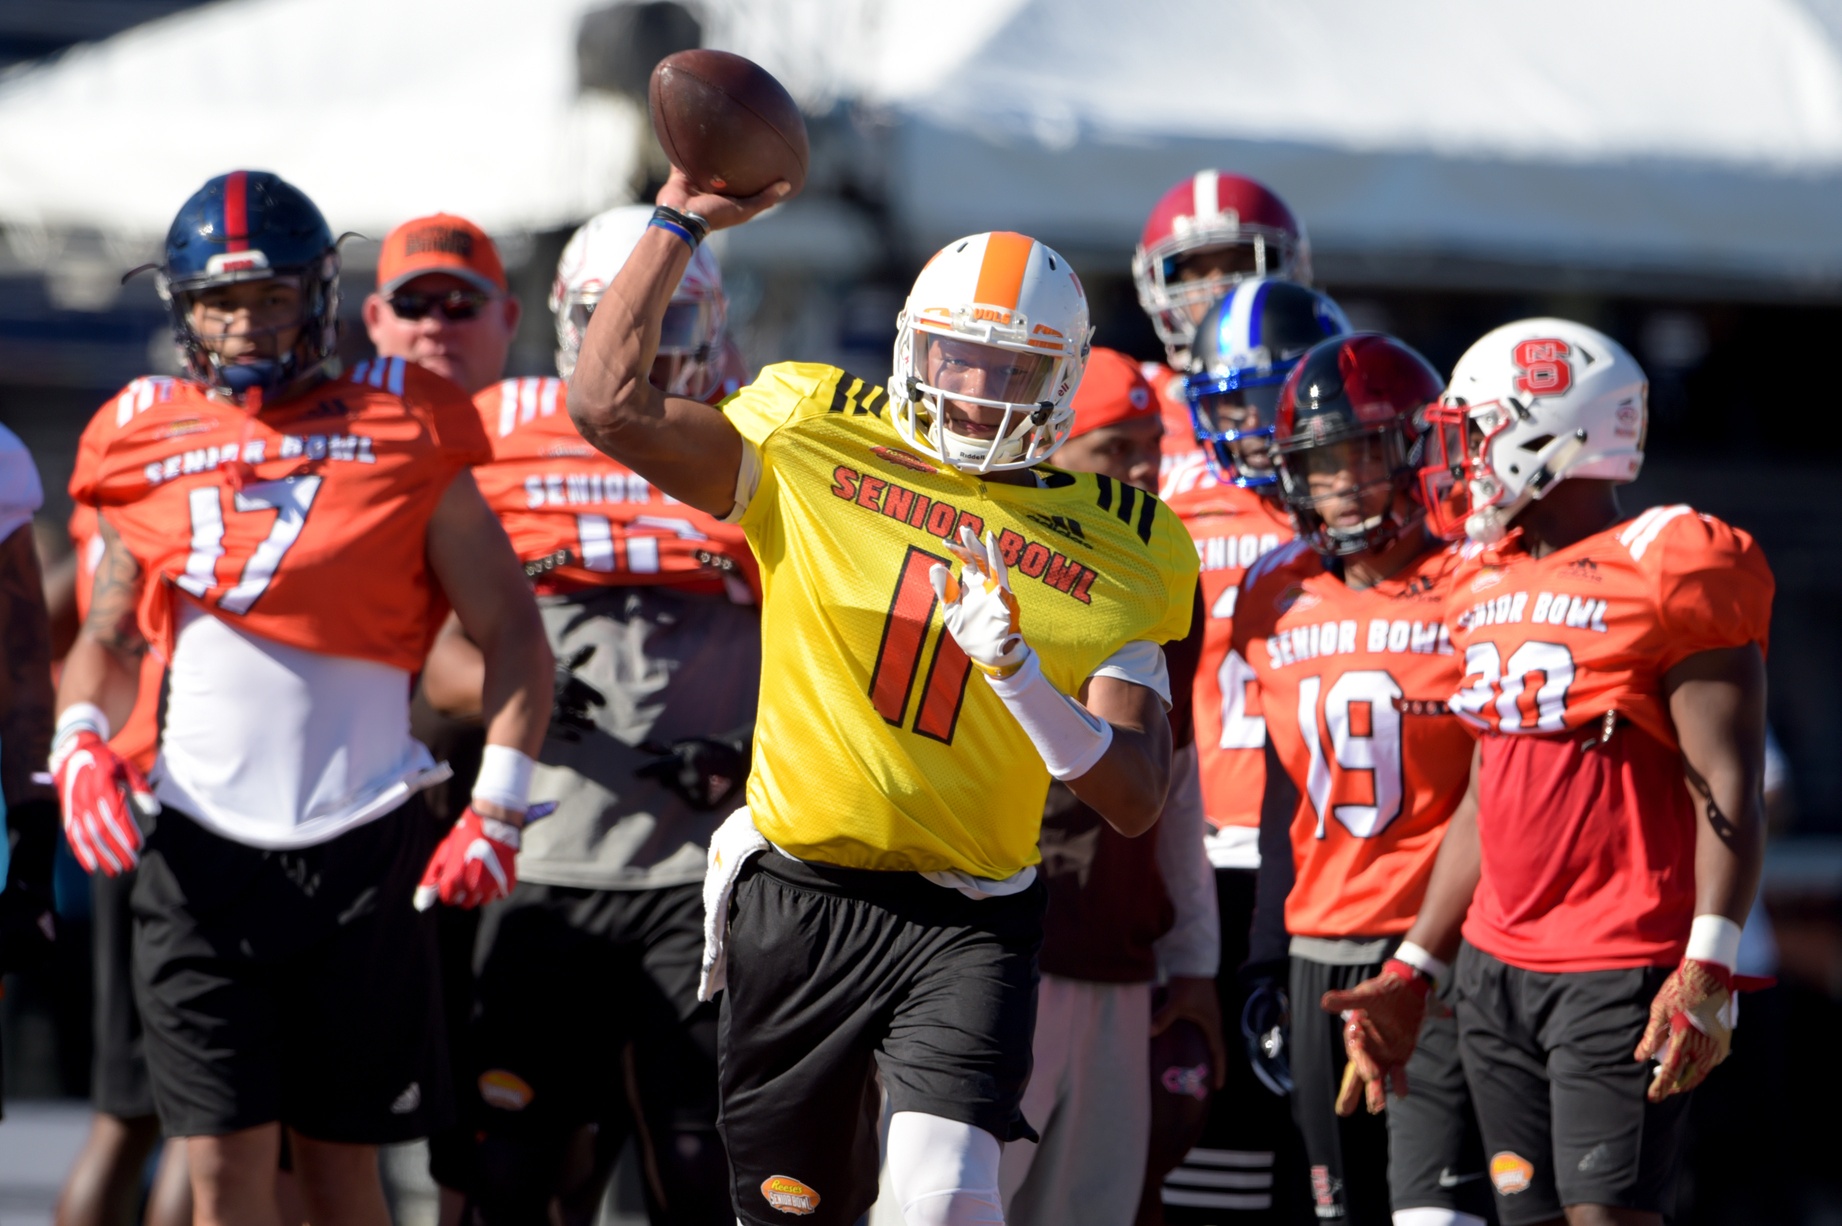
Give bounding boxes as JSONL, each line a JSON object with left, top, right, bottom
{"left": 161, "top": 254, "right": 340, "bottom": 404}
{"left": 555, "top": 286, "right": 727, "bottom": 399}
{"left": 1187, "top": 373, "right": 1286, "bottom": 489}
{"left": 1276, "top": 424, "right": 1422, "bottom": 558}
{"left": 1419, "top": 398, "right": 1589, "bottom": 545}
{"left": 891, "top": 316, "right": 1079, "bottom": 474}
{"left": 1135, "top": 230, "right": 1302, "bottom": 361}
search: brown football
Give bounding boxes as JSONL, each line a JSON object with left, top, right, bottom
{"left": 648, "top": 49, "right": 809, "bottom": 200}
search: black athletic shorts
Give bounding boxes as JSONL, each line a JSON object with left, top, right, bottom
{"left": 719, "top": 854, "right": 1045, "bottom": 1226}
{"left": 460, "top": 880, "right": 726, "bottom": 1223}
{"left": 1455, "top": 943, "right": 1688, "bottom": 1224}
{"left": 1291, "top": 950, "right": 1492, "bottom": 1225}
{"left": 130, "top": 798, "right": 451, "bottom": 1143}
{"left": 91, "top": 867, "right": 155, "bottom": 1119}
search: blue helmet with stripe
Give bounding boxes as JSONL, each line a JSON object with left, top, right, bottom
{"left": 1185, "top": 277, "right": 1349, "bottom": 488}
{"left": 159, "top": 170, "right": 340, "bottom": 401}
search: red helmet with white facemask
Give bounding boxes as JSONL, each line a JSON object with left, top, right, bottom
{"left": 1133, "top": 170, "right": 1311, "bottom": 365}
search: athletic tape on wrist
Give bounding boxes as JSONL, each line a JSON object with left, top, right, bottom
{"left": 1686, "top": 914, "right": 1743, "bottom": 971}
{"left": 54, "top": 702, "right": 111, "bottom": 750}
{"left": 472, "top": 744, "right": 535, "bottom": 813}
{"left": 983, "top": 650, "right": 1114, "bottom": 781}
{"left": 1393, "top": 940, "right": 1450, "bottom": 984}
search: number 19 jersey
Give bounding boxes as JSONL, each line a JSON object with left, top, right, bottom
{"left": 725, "top": 363, "right": 1198, "bottom": 879}
{"left": 1233, "top": 539, "right": 1471, "bottom": 938}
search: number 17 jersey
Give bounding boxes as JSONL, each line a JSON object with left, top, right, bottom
{"left": 1233, "top": 539, "right": 1471, "bottom": 939}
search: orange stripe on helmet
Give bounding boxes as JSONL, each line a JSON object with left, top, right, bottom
{"left": 972, "top": 232, "right": 1034, "bottom": 312}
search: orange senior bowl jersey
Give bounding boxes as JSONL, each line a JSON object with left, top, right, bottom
{"left": 70, "top": 361, "right": 491, "bottom": 670}
{"left": 1162, "top": 462, "right": 1294, "bottom": 835}
{"left": 67, "top": 502, "right": 163, "bottom": 772}
{"left": 471, "top": 376, "right": 758, "bottom": 600}
{"left": 1446, "top": 505, "right": 1774, "bottom": 971}
{"left": 1233, "top": 538, "right": 1471, "bottom": 938}
{"left": 1145, "top": 360, "right": 1206, "bottom": 478}
{"left": 724, "top": 363, "right": 1198, "bottom": 879}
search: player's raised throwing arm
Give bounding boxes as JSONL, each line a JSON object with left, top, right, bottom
{"left": 568, "top": 171, "right": 789, "bottom": 517}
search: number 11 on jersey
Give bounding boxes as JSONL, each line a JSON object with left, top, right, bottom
{"left": 869, "top": 546, "right": 975, "bottom": 745}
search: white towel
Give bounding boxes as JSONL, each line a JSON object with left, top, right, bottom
{"left": 698, "top": 806, "right": 768, "bottom": 1001}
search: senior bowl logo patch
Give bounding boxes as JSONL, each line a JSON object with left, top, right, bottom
{"left": 477, "top": 1069, "right": 535, "bottom": 1111}
{"left": 761, "top": 1175, "right": 820, "bottom": 1215}
{"left": 154, "top": 416, "right": 218, "bottom": 440}
{"left": 871, "top": 445, "right": 936, "bottom": 474}
{"left": 1489, "top": 1151, "right": 1534, "bottom": 1195}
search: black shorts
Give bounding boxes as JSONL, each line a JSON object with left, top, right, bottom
{"left": 91, "top": 866, "right": 156, "bottom": 1119}
{"left": 130, "top": 798, "right": 451, "bottom": 1143}
{"left": 460, "top": 880, "right": 725, "bottom": 1221}
{"left": 719, "top": 854, "right": 1045, "bottom": 1226}
{"left": 1454, "top": 943, "right": 1689, "bottom": 1224}
{"left": 1291, "top": 950, "right": 1491, "bottom": 1225}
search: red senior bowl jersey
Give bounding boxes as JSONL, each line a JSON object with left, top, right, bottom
{"left": 68, "top": 502, "right": 163, "bottom": 772}
{"left": 1164, "top": 463, "right": 1295, "bottom": 837}
{"left": 70, "top": 360, "right": 490, "bottom": 670}
{"left": 471, "top": 376, "right": 758, "bottom": 600}
{"left": 1234, "top": 539, "right": 1471, "bottom": 938}
{"left": 1447, "top": 505, "right": 1774, "bottom": 971}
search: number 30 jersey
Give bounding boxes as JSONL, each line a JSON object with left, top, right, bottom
{"left": 70, "top": 361, "right": 491, "bottom": 670}
{"left": 1445, "top": 506, "right": 1774, "bottom": 972}
{"left": 1233, "top": 539, "right": 1471, "bottom": 939}
{"left": 725, "top": 363, "right": 1198, "bottom": 879}
{"left": 471, "top": 376, "right": 757, "bottom": 599}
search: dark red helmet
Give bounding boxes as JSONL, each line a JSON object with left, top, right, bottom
{"left": 1132, "top": 170, "right": 1310, "bottom": 362}
{"left": 1272, "top": 334, "right": 1444, "bottom": 558}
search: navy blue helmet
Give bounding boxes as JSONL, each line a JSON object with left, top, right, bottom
{"left": 159, "top": 170, "right": 339, "bottom": 399}
{"left": 1185, "top": 277, "right": 1349, "bottom": 488}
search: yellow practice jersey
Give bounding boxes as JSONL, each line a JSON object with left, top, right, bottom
{"left": 726, "top": 363, "right": 1199, "bottom": 877}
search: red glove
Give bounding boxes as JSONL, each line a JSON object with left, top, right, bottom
{"left": 414, "top": 807, "right": 521, "bottom": 911}
{"left": 1634, "top": 959, "right": 1770, "bottom": 1101}
{"left": 51, "top": 730, "right": 156, "bottom": 877}
{"left": 1320, "top": 959, "right": 1432, "bottom": 1116}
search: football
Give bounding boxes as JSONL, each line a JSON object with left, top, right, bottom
{"left": 648, "top": 49, "right": 809, "bottom": 200}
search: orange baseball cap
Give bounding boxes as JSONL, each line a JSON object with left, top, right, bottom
{"left": 377, "top": 213, "right": 506, "bottom": 295}
{"left": 1069, "top": 347, "right": 1161, "bottom": 438}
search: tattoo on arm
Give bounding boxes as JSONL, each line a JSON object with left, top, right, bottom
{"left": 87, "top": 517, "right": 147, "bottom": 659}
{"left": 0, "top": 525, "right": 55, "bottom": 803}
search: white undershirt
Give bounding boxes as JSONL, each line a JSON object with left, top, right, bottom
{"left": 154, "top": 602, "right": 448, "bottom": 849}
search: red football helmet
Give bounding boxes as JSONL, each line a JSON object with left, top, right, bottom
{"left": 1133, "top": 170, "right": 1311, "bottom": 362}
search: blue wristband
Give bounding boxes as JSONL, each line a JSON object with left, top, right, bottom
{"left": 649, "top": 216, "right": 697, "bottom": 250}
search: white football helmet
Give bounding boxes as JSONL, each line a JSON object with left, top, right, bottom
{"left": 888, "top": 231, "right": 1093, "bottom": 473}
{"left": 1421, "top": 318, "right": 1647, "bottom": 545}
{"left": 551, "top": 205, "right": 728, "bottom": 397}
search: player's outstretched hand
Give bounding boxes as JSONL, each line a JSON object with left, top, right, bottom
{"left": 1635, "top": 958, "right": 1769, "bottom": 1101}
{"left": 51, "top": 729, "right": 156, "bottom": 876}
{"left": 1320, "top": 959, "right": 1431, "bottom": 1115}
{"left": 656, "top": 167, "right": 791, "bottom": 234}
{"left": 414, "top": 805, "right": 522, "bottom": 911}
{"left": 929, "top": 526, "right": 1028, "bottom": 678}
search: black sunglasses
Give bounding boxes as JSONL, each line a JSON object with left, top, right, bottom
{"left": 386, "top": 289, "right": 492, "bottom": 322}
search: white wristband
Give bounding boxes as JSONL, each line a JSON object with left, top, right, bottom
{"left": 1685, "top": 914, "right": 1743, "bottom": 971}
{"left": 1393, "top": 940, "right": 1450, "bottom": 984}
{"left": 55, "top": 702, "right": 111, "bottom": 748}
{"left": 983, "top": 650, "right": 1114, "bottom": 781}
{"left": 472, "top": 745, "right": 536, "bottom": 812}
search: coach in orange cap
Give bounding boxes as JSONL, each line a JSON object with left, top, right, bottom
{"left": 364, "top": 213, "right": 521, "bottom": 396}
{"left": 993, "top": 347, "right": 1222, "bottom": 1226}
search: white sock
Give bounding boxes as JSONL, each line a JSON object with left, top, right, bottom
{"left": 885, "top": 1111, "right": 1005, "bottom": 1226}
{"left": 1393, "top": 1209, "right": 1488, "bottom": 1226}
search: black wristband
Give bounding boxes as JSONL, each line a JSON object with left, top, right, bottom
{"left": 651, "top": 204, "right": 710, "bottom": 249}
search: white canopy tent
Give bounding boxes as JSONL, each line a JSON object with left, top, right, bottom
{"left": 2, "top": 0, "right": 1842, "bottom": 294}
